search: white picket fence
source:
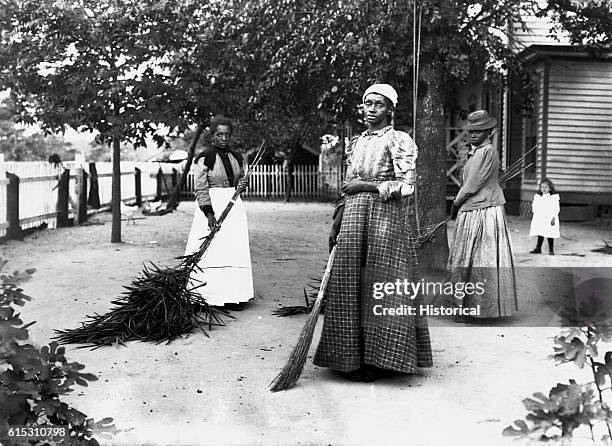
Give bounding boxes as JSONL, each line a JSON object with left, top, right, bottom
{"left": 0, "top": 161, "right": 178, "bottom": 239}
{"left": 182, "top": 164, "right": 344, "bottom": 200}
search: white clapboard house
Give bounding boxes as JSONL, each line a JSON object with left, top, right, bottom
{"left": 448, "top": 9, "right": 612, "bottom": 220}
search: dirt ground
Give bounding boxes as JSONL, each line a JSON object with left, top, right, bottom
{"left": 1, "top": 201, "right": 611, "bottom": 446}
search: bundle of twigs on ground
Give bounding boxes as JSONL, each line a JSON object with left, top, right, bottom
{"left": 54, "top": 142, "right": 266, "bottom": 349}
{"left": 54, "top": 264, "right": 225, "bottom": 348}
{"left": 272, "top": 287, "right": 322, "bottom": 317}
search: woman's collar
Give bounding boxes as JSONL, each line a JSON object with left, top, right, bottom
{"left": 363, "top": 125, "right": 393, "bottom": 137}
{"left": 468, "top": 138, "right": 492, "bottom": 155}
{"left": 212, "top": 145, "right": 230, "bottom": 153}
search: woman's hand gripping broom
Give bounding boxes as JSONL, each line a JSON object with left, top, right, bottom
{"left": 184, "top": 141, "right": 266, "bottom": 271}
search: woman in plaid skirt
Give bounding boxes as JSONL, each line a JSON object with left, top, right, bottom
{"left": 313, "top": 84, "right": 433, "bottom": 382}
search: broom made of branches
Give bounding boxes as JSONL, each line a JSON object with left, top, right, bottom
{"left": 269, "top": 245, "right": 336, "bottom": 392}
{"left": 54, "top": 142, "right": 266, "bottom": 349}
{"left": 414, "top": 147, "right": 536, "bottom": 250}
{"left": 269, "top": 146, "right": 536, "bottom": 390}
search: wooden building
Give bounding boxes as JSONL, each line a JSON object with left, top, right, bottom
{"left": 450, "top": 11, "right": 612, "bottom": 219}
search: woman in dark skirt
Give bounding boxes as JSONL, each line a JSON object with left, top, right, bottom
{"left": 448, "top": 110, "right": 518, "bottom": 318}
{"left": 313, "top": 84, "right": 433, "bottom": 382}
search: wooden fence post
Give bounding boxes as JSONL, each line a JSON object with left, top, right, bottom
{"left": 171, "top": 168, "right": 178, "bottom": 190}
{"left": 88, "top": 162, "right": 101, "bottom": 209}
{"left": 75, "top": 167, "right": 88, "bottom": 225}
{"left": 57, "top": 168, "right": 70, "bottom": 228}
{"left": 135, "top": 167, "right": 142, "bottom": 206}
{"left": 156, "top": 167, "right": 163, "bottom": 200}
{"left": 6, "top": 172, "right": 22, "bottom": 240}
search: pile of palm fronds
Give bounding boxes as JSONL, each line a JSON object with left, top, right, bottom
{"left": 54, "top": 264, "right": 227, "bottom": 348}
{"left": 54, "top": 142, "right": 266, "bottom": 349}
{"left": 592, "top": 240, "right": 612, "bottom": 255}
{"left": 272, "top": 287, "right": 324, "bottom": 317}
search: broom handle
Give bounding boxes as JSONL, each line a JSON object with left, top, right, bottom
{"left": 268, "top": 245, "right": 337, "bottom": 391}
{"left": 311, "top": 245, "right": 336, "bottom": 312}
{"left": 187, "top": 142, "right": 265, "bottom": 267}
{"left": 197, "top": 168, "right": 254, "bottom": 254}
{"left": 205, "top": 141, "right": 265, "bottom": 236}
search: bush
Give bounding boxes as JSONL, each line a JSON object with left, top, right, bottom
{"left": 504, "top": 296, "right": 612, "bottom": 445}
{"left": 0, "top": 257, "right": 117, "bottom": 445}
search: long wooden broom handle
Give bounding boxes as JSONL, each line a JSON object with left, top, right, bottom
{"left": 208, "top": 141, "right": 265, "bottom": 232}
{"left": 314, "top": 245, "right": 336, "bottom": 306}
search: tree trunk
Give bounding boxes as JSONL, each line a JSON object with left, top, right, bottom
{"left": 166, "top": 123, "right": 205, "bottom": 210}
{"left": 111, "top": 135, "right": 122, "bottom": 243}
{"left": 415, "top": 61, "right": 449, "bottom": 273}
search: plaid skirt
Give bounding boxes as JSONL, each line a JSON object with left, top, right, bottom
{"left": 313, "top": 192, "right": 433, "bottom": 373}
{"left": 447, "top": 205, "right": 518, "bottom": 318}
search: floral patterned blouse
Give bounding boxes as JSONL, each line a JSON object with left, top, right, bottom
{"left": 346, "top": 125, "right": 418, "bottom": 199}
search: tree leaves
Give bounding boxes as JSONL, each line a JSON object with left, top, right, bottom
{"left": 552, "top": 330, "right": 589, "bottom": 368}
{"left": 541, "top": 0, "right": 612, "bottom": 52}
{"left": 506, "top": 319, "right": 612, "bottom": 444}
{"left": 1, "top": 257, "right": 114, "bottom": 444}
{"left": 504, "top": 380, "right": 599, "bottom": 441}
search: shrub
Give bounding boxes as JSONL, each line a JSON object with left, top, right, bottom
{"left": 0, "top": 257, "right": 117, "bottom": 445}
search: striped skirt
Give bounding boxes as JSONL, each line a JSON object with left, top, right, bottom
{"left": 313, "top": 192, "right": 433, "bottom": 373}
{"left": 447, "top": 205, "right": 518, "bottom": 318}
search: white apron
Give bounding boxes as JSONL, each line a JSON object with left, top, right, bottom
{"left": 184, "top": 188, "right": 254, "bottom": 305}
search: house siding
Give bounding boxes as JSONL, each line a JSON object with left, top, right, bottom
{"left": 511, "top": 7, "right": 570, "bottom": 50}
{"left": 545, "top": 60, "right": 612, "bottom": 194}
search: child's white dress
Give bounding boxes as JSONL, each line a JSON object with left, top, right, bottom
{"left": 529, "top": 193, "right": 560, "bottom": 239}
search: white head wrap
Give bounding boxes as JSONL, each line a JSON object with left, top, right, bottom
{"left": 362, "top": 83, "right": 398, "bottom": 107}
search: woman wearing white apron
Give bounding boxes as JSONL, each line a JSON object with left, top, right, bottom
{"left": 184, "top": 116, "right": 254, "bottom": 310}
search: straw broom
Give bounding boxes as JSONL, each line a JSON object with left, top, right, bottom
{"left": 269, "top": 245, "right": 336, "bottom": 392}
{"left": 270, "top": 149, "right": 535, "bottom": 390}
{"left": 54, "top": 142, "right": 266, "bottom": 348}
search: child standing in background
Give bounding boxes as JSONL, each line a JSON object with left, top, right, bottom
{"left": 529, "top": 178, "right": 560, "bottom": 255}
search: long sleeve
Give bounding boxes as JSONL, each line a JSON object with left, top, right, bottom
{"left": 531, "top": 194, "right": 539, "bottom": 213}
{"left": 193, "top": 161, "right": 213, "bottom": 215}
{"left": 377, "top": 131, "right": 417, "bottom": 200}
{"left": 551, "top": 195, "right": 560, "bottom": 216}
{"left": 454, "top": 146, "right": 495, "bottom": 207}
{"left": 344, "top": 135, "right": 359, "bottom": 181}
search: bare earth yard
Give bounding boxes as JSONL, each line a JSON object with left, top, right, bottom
{"left": 1, "top": 201, "right": 611, "bottom": 446}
